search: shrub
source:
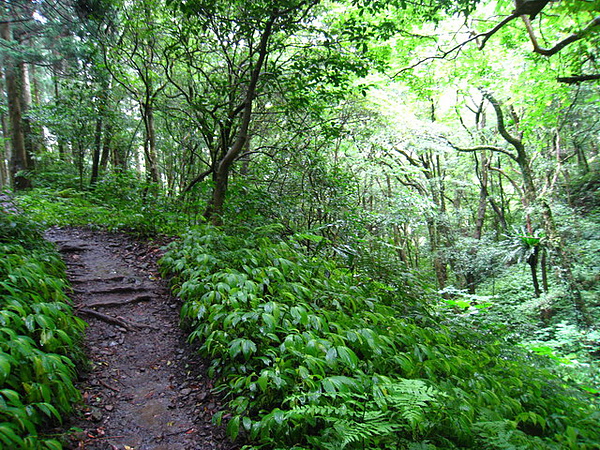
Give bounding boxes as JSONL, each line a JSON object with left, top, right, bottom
{"left": 161, "top": 225, "right": 600, "bottom": 449}
{"left": 0, "top": 213, "right": 86, "bottom": 449}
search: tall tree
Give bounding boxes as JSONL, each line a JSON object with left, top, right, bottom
{"left": 1, "top": 1, "right": 35, "bottom": 189}
{"left": 165, "top": 0, "right": 372, "bottom": 224}
{"left": 100, "top": 0, "right": 166, "bottom": 185}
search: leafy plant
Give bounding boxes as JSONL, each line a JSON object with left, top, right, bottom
{"left": 161, "top": 224, "right": 600, "bottom": 449}
{"left": 16, "top": 186, "right": 186, "bottom": 237}
{"left": 0, "top": 214, "right": 86, "bottom": 448}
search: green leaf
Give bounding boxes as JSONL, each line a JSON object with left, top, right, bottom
{"left": 226, "top": 415, "right": 240, "bottom": 440}
{"left": 242, "top": 416, "right": 252, "bottom": 431}
{"left": 241, "top": 339, "right": 257, "bottom": 358}
{"left": 336, "top": 346, "right": 358, "bottom": 368}
{"left": 325, "top": 347, "right": 338, "bottom": 364}
{"left": 273, "top": 408, "right": 285, "bottom": 425}
{"left": 0, "top": 354, "right": 11, "bottom": 384}
{"left": 43, "top": 439, "right": 63, "bottom": 450}
{"left": 37, "top": 403, "right": 62, "bottom": 422}
{"left": 0, "top": 423, "right": 24, "bottom": 446}
{"left": 257, "top": 373, "right": 269, "bottom": 392}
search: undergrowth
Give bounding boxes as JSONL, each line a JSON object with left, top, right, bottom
{"left": 160, "top": 225, "right": 600, "bottom": 449}
{"left": 0, "top": 212, "right": 86, "bottom": 449}
{"left": 15, "top": 181, "right": 186, "bottom": 238}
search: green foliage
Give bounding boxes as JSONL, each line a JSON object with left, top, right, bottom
{"left": 0, "top": 212, "right": 45, "bottom": 250}
{"left": 443, "top": 235, "right": 505, "bottom": 288}
{"left": 16, "top": 182, "right": 186, "bottom": 238}
{"left": 0, "top": 213, "right": 86, "bottom": 448}
{"left": 161, "top": 225, "right": 600, "bottom": 449}
{"left": 502, "top": 227, "right": 544, "bottom": 265}
{"left": 570, "top": 162, "right": 600, "bottom": 214}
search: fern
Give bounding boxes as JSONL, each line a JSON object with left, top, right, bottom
{"left": 381, "top": 379, "right": 439, "bottom": 429}
{"left": 281, "top": 378, "right": 439, "bottom": 448}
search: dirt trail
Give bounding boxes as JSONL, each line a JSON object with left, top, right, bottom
{"left": 45, "top": 227, "right": 234, "bottom": 450}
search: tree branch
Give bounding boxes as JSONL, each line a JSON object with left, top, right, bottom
{"left": 443, "top": 138, "right": 519, "bottom": 162}
{"left": 480, "top": 90, "right": 524, "bottom": 154}
{"left": 488, "top": 166, "right": 523, "bottom": 196}
{"left": 478, "top": 13, "right": 520, "bottom": 50}
{"left": 523, "top": 14, "right": 600, "bottom": 57}
{"left": 557, "top": 74, "right": 600, "bottom": 84}
{"left": 393, "top": 33, "right": 481, "bottom": 76}
{"left": 182, "top": 168, "right": 213, "bottom": 194}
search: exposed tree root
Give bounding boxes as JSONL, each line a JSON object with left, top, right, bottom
{"left": 74, "top": 286, "right": 151, "bottom": 295}
{"left": 78, "top": 308, "right": 158, "bottom": 331}
{"left": 85, "top": 294, "right": 153, "bottom": 308}
{"left": 71, "top": 276, "right": 126, "bottom": 284}
{"left": 59, "top": 244, "right": 90, "bottom": 253}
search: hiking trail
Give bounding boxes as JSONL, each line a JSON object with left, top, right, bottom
{"left": 46, "top": 227, "right": 235, "bottom": 450}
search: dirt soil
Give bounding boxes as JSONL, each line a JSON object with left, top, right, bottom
{"left": 45, "top": 227, "right": 237, "bottom": 450}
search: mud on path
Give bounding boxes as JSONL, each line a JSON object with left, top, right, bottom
{"left": 45, "top": 227, "right": 236, "bottom": 450}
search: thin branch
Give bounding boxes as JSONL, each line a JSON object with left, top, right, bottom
{"left": 557, "top": 74, "right": 600, "bottom": 84}
{"left": 523, "top": 14, "right": 600, "bottom": 57}
{"left": 182, "top": 168, "right": 213, "bottom": 194}
{"left": 478, "top": 13, "right": 519, "bottom": 50}
{"left": 393, "top": 33, "right": 480, "bottom": 77}
{"left": 442, "top": 137, "right": 519, "bottom": 162}
{"left": 489, "top": 166, "right": 523, "bottom": 196}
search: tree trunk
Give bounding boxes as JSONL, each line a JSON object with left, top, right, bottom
{"left": 574, "top": 142, "right": 589, "bottom": 174}
{"left": 541, "top": 247, "right": 548, "bottom": 293}
{"left": 0, "top": 72, "right": 10, "bottom": 188}
{"left": 527, "top": 246, "right": 541, "bottom": 298}
{"left": 52, "top": 49, "right": 67, "bottom": 161}
{"left": 427, "top": 218, "right": 447, "bottom": 290}
{"left": 203, "top": 13, "right": 277, "bottom": 225}
{"left": 19, "top": 60, "right": 36, "bottom": 168}
{"left": 1, "top": 22, "right": 31, "bottom": 190}
{"left": 0, "top": 112, "right": 8, "bottom": 188}
{"left": 99, "top": 122, "right": 112, "bottom": 172}
{"left": 90, "top": 118, "right": 103, "bottom": 185}
{"left": 141, "top": 102, "right": 160, "bottom": 184}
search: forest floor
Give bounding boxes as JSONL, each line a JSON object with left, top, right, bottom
{"left": 45, "top": 227, "right": 237, "bottom": 450}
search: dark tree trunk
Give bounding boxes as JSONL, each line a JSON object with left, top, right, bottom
{"left": 99, "top": 123, "right": 112, "bottom": 172}
{"left": 1, "top": 22, "right": 31, "bottom": 190}
{"left": 141, "top": 102, "right": 160, "bottom": 184}
{"left": 204, "top": 13, "right": 277, "bottom": 225}
{"left": 541, "top": 247, "right": 548, "bottom": 293}
{"left": 527, "top": 246, "right": 541, "bottom": 298}
{"left": 0, "top": 112, "right": 8, "bottom": 187}
{"left": 90, "top": 118, "right": 103, "bottom": 185}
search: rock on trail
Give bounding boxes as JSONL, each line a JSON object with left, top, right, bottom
{"left": 46, "top": 227, "right": 235, "bottom": 450}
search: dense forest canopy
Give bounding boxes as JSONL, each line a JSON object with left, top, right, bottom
{"left": 1, "top": 0, "right": 599, "bottom": 448}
